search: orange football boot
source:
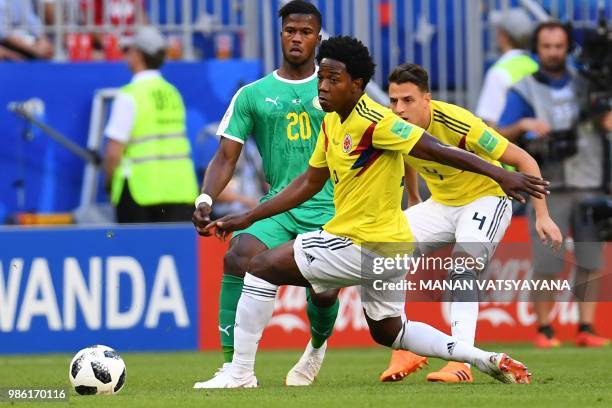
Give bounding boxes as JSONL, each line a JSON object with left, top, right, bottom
{"left": 575, "top": 332, "right": 610, "bottom": 347}
{"left": 426, "top": 361, "right": 473, "bottom": 383}
{"left": 534, "top": 333, "right": 561, "bottom": 348}
{"left": 380, "top": 350, "right": 428, "bottom": 382}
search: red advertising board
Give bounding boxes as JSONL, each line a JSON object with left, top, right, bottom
{"left": 198, "top": 217, "right": 612, "bottom": 350}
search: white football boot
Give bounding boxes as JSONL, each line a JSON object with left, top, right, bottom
{"left": 211, "top": 362, "right": 230, "bottom": 376}
{"left": 285, "top": 340, "right": 327, "bottom": 386}
{"left": 193, "top": 364, "right": 258, "bottom": 389}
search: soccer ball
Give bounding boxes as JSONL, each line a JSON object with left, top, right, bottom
{"left": 69, "top": 345, "right": 126, "bottom": 395}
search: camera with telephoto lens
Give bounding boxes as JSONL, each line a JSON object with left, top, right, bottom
{"left": 576, "top": 8, "right": 612, "bottom": 194}
{"left": 523, "top": 128, "right": 578, "bottom": 164}
{"left": 576, "top": 9, "right": 612, "bottom": 115}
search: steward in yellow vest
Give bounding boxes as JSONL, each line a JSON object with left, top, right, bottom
{"left": 103, "top": 27, "right": 198, "bottom": 223}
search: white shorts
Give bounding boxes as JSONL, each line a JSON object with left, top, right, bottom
{"left": 405, "top": 196, "right": 512, "bottom": 263}
{"left": 293, "top": 229, "right": 405, "bottom": 321}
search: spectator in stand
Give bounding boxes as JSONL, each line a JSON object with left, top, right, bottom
{"left": 80, "top": 0, "right": 148, "bottom": 33}
{"left": 45, "top": 0, "right": 147, "bottom": 27}
{"left": 43, "top": 0, "right": 147, "bottom": 60}
{"left": 0, "top": 0, "right": 54, "bottom": 60}
{"left": 0, "top": 42, "right": 21, "bottom": 60}
{"left": 36, "top": 0, "right": 57, "bottom": 25}
{"left": 80, "top": 0, "right": 147, "bottom": 57}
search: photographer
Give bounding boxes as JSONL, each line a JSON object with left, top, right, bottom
{"left": 499, "top": 21, "right": 612, "bottom": 348}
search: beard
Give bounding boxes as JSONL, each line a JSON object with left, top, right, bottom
{"left": 540, "top": 59, "right": 566, "bottom": 74}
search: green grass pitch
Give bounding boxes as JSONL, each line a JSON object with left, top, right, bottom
{"left": 2, "top": 344, "right": 611, "bottom": 407}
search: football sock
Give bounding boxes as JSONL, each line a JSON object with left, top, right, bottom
{"left": 218, "top": 274, "right": 244, "bottom": 363}
{"left": 538, "top": 324, "right": 554, "bottom": 339}
{"left": 578, "top": 323, "right": 593, "bottom": 334}
{"left": 231, "top": 273, "right": 278, "bottom": 379}
{"left": 392, "top": 320, "right": 491, "bottom": 368}
{"left": 306, "top": 290, "right": 340, "bottom": 349}
{"left": 449, "top": 268, "right": 478, "bottom": 347}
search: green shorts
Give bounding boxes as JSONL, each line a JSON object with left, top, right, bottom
{"left": 233, "top": 207, "right": 333, "bottom": 249}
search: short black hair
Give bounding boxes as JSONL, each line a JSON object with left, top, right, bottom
{"left": 533, "top": 20, "right": 573, "bottom": 49}
{"left": 316, "top": 36, "right": 375, "bottom": 90}
{"left": 278, "top": 0, "right": 322, "bottom": 29}
{"left": 142, "top": 49, "right": 165, "bottom": 69}
{"left": 387, "top": 63, "right": 430, "bottom": 92}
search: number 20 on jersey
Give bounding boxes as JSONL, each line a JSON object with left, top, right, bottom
{"left": 286, "top": 112, "right": 312, "bottom": 141}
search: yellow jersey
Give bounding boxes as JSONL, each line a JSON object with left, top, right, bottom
{"left": 309, "top": 94, "right": 424, "bottom": 244}
{"left": 403, "top": 100, "right": 509, "bottom": 206}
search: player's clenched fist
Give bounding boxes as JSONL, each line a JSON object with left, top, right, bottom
{"left": 192, "top": 203, "right": 213, "bottom": 236}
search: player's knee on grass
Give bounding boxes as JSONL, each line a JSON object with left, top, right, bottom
{"left": 364, "top": 311, "right": 402, "bottom": 347}
{"left": 309, "top": 288, "right": 340, "bottom": 308}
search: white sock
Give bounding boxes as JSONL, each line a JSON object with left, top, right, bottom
{"left": 450, "top": 302, "right": 478, "bottom": 345}
{"left": 230, "top": 273, "right": 278, "bottom": 379}
{"left": 392, "top": 320, "right": 491, "bottom": 368}
{"left": 449, "top": 265, "right": 479, "bottom": 367}
{"left": 450, "top": 301, "right": 478, "bottom": 367}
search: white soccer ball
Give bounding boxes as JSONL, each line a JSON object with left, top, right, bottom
{"left": 69, "top": 345, "right": 126, "bottom": 395}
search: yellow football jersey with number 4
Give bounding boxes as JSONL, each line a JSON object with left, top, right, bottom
{"left": 403, "top": 100, "right": 509, "bottom": 206}
{"left": 309, "top": 94, "right": 425, "bottom": 244}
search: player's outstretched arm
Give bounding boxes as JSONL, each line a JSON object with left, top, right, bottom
{"left": 408, "top": 132, "right": 550, "bottom": 203}
{"left": 204, "top": 166, "right": 330, "bottom": 240}
{"left": 193, "top": 138, "right": 243, "bottom": 236}
{"left": 499, "top": 143, "right": 563, "bottom": 250}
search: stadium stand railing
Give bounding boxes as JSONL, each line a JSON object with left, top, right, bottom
{"left": 24, "top": 0, "right": 247, "bottom": 61}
